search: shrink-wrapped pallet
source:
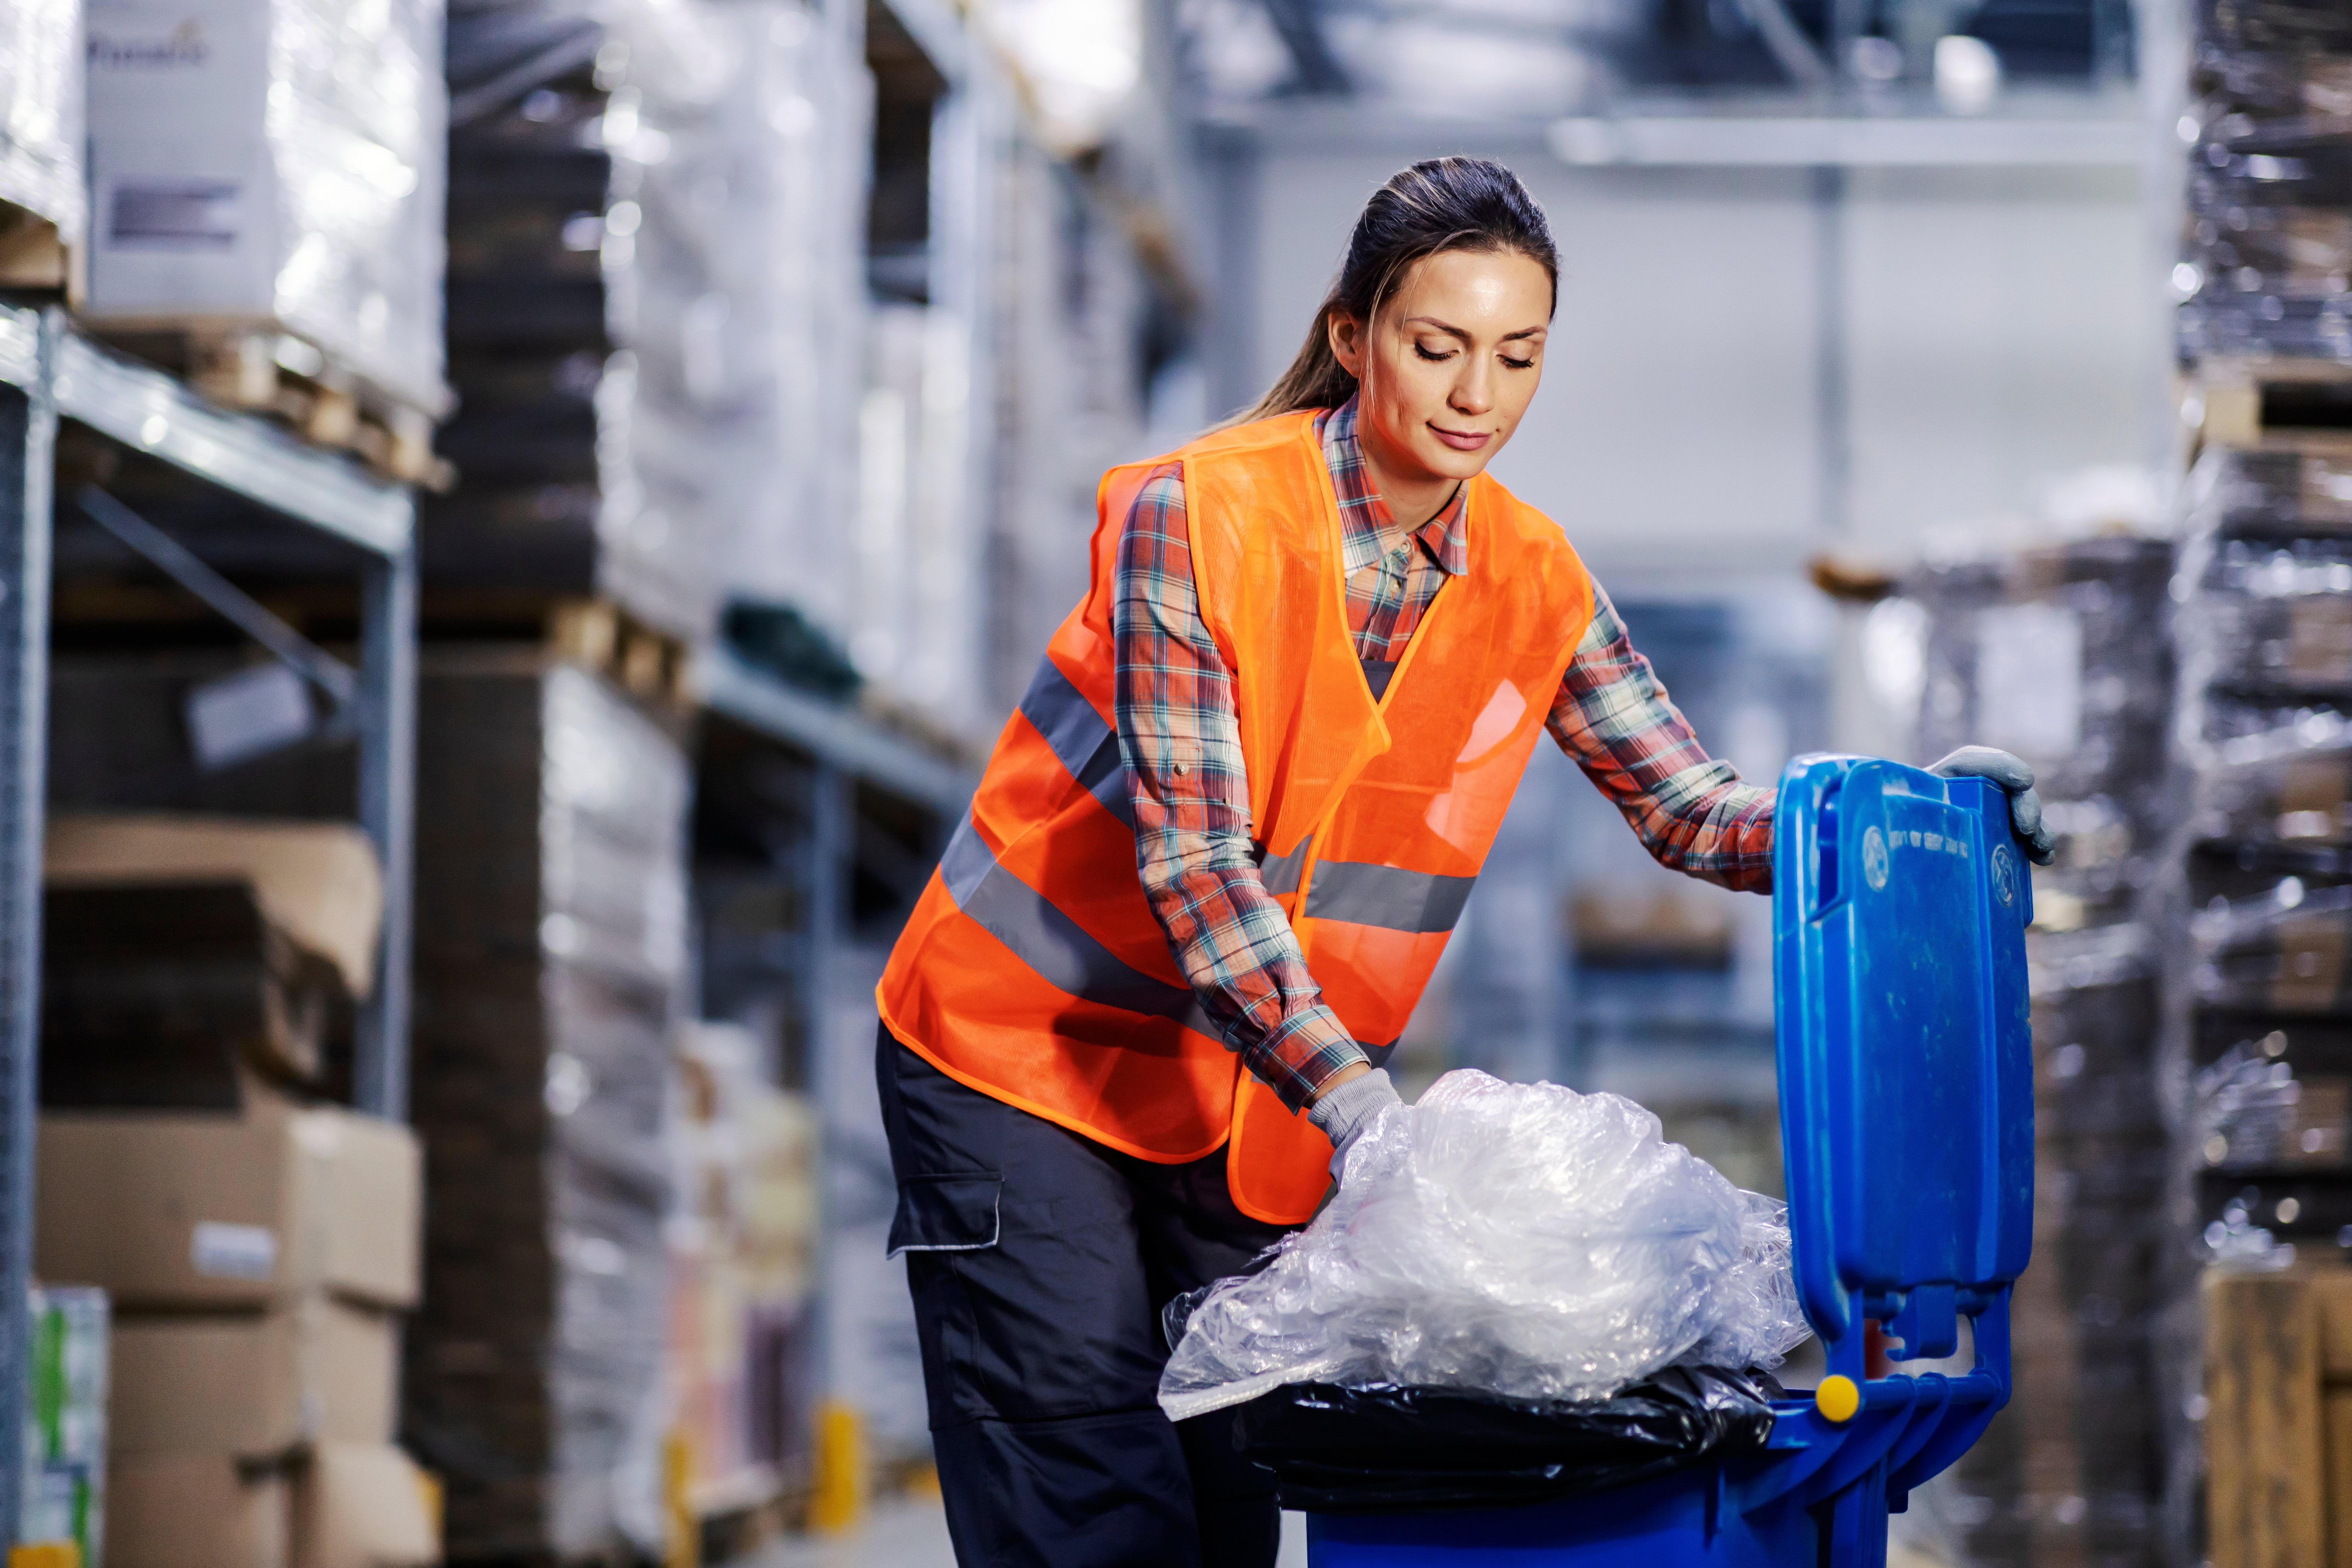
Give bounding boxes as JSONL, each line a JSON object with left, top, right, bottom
{"left": 0, "top": 0, "right": 80, "bottom": 244}
{"left": 1904, "top": 538, "right": 2176, "bottom": 929}
{"left": 1943, "top": 925, "right": 2169, "bottom": 1567}
{"left": 404, "top": 654, "right": 687, "bottom": 1559}
{"left": 83, "top": 0, "right": 450, "bottom": 413}
{"left": 593, "top": 0, "right": 867, "bottom": 641}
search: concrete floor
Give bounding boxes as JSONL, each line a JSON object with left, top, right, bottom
{"left": 760, "top": 1500, "right": 1945, "bottom": 1566}
{"left": 760, "top": 1501, "right": 1312, "bottom": 1566}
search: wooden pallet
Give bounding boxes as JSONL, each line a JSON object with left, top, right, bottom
{"left": 90, "top": 323, "right": 454, "bottom": 490}
{"left": 0, "top": 200, "right": 72, "bottom": 293}
{"left": 546, "top": 597, "right": 693, "bottom": 706}
{"left": 2196, "top": 357, "right": 2352, "bottom": 456}
{"left": 2204, "top": 1264, "right": 2352, "bottom": 1567}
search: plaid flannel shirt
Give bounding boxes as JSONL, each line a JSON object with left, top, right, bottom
{"left": 1111, "top": 396, "right": 1775, "bottom": 1111}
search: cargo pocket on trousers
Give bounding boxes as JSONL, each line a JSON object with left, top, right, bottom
{"left": 887, "top": 1173, "right": 1002, "bottom": 1258}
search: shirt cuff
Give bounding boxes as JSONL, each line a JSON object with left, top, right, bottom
{"left": 1245, "top": 1005, "right": 1369, "bottom": 1112}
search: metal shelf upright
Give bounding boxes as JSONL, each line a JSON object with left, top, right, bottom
{"left": 0, "top": 305, "right": 418, "bottom": 1541}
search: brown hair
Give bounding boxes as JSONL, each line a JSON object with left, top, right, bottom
{"left": 1238, "top": 157, "right": 1560, "bottom": 425}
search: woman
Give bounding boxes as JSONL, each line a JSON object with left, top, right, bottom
{"left": 875, "top": 157, "right": 2050, "bottom": 1567}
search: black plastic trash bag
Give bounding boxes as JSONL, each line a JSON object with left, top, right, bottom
{"left": 1229, "top": 1365, "right": 1780, "bottom": 1513}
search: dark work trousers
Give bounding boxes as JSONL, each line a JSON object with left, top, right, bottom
{"left": 875, "top": 1024, "right": 1294, "bottom": 1568}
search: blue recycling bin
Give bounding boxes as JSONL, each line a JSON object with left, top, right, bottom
{"left": 1306, "top": 755, "right": 2036, "bottom": 1567}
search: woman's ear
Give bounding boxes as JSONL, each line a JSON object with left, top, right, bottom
{"left": 1326, "top": 310, "right": 1364, "bottom": 379}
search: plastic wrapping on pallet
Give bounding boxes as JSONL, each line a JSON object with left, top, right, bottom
{"left": 84, "top": 0, "right": 449, "bottom": 413}
{"left": 591, "top": 0, "right": 866, "bottom": 641}
{"left": 1943, "top": 923, "right": 2168, "bottom": 1567}
{"left": 2190, "top": 880, "right": 2352, "bottom": 1012}
{"left": 2194, "top": 449, "right": 2352, "bottom": 533}
{"left": 541, "top": 665, "right": 691, "bottom": 984}
{"left": 407, "top": 659, "right": 687, "bottom": 1560}
{"left": 0, "top": 0, "right": 80, "bottom": 240}
{"left": 1229, "top": 1367, "right": 1779, "bottom": 1514}
{"left": 1156, "top": 1072, "right": 1807, "bottom": 1423}
{"left": 666, "top": 1023, "right": 819, "bottom": 1499}
{"left": 2198, "top": 0, "right": 2352, "bottom": 57}
{"left": 2177, "top": 546, "right": 2352, "bottom": 696}
{"left": 1903, "top": 538, "right": 2175, "bottom": 925}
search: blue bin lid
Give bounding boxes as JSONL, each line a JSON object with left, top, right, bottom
{"left": 1772, "top": 756, "right": 2035, "bottom": 1370}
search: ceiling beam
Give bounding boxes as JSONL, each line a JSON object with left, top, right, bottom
{"left": 1260, "top": 0, "right": 1350, "bottom": 95}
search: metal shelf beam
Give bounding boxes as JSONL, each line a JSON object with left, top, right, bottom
{"left": 694, "top": 643, "right": 977, "bottom": 816}
{"left": 1547, "top": 111, "right": 2145, "bottom": 168}
{"left": 50, "top": 331, "right": 412, "bottom": 556}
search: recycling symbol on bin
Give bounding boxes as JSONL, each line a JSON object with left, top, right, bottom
{"left": 1861, "top": 826, "right": 1889, "bottom": 892}
{"left": 1991, "top": 843, "right": 2020, "bottom": 907}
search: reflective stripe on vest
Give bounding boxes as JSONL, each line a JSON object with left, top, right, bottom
{"left": 1018, "top": 655, "right": 1132, "bottom": 829}
{"left": 938, "top": 812, "right": 1217, "bottom": 1038}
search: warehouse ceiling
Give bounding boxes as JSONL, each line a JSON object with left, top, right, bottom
{"left": 1177, "top": 0, "right": 2135, "bottom": 115}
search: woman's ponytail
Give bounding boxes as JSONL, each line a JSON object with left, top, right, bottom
{"left": 1233, "top": 157, "right": 1560, "bottom": 426}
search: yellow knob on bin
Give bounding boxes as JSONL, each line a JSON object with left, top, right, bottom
{"left": 1815, "top": 1375, "right": 1861, "bottom": 1424}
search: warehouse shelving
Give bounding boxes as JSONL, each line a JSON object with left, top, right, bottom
{"left": 0, "top": 305, "right": 418, "bottom": 1541}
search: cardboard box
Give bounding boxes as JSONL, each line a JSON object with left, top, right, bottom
{"left": 108, "top": 1452, "right": 289, "bottom": 1568}
{"left": 43, "top": 882, "right": 342, "bottom": 1103}
{"left": 80, "top": 0, "right": 448, "bottom": 414}
{"left": 112, "top": 1298, "right": 398, "bottom": 1456}
{"left": 293, "top": 1444, "right": 440, "bottom": 1568}
{"left": 47, "top": 815, "right": 384, "bottom": 1000}
{"left": 38, "top": 1086, "right": 420, "bottom": 1309}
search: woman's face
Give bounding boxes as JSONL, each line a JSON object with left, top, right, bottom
{"left": 1328, "top": 247, "right": 1552, "bottom": 487}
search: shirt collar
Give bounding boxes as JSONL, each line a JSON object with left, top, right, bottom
{"left": 1318, "top": 395, "right": 1471, "bottom": 579}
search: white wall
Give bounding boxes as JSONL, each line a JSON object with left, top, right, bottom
{"left": 1219, "top": 128, "right": 2162, "bottom": 589}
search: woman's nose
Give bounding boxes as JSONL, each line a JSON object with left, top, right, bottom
{"left": 1452, "top": 366, "right": 1493, "bottom": 415}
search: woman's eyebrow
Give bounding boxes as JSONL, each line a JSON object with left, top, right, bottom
{"left": 1402, "top": 315, "right": 1547, "bottom": 344}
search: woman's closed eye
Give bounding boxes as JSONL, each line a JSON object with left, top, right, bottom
{"left": 1413, "top": 342, "right": 1456, "bottom": 362}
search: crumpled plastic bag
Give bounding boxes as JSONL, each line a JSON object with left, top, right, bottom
{"left": 1157, "top": 1070, "right": 1810, "bottom": 1421}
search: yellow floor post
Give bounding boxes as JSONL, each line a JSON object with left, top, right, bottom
{"left": 664, "top": 1428, "right": 699, "bottom": 1568}
{"left": 806, "top": 1399, "right": 868, "bottom": 1535}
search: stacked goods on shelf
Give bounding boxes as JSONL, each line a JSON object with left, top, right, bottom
{"left": 2171, "top": 457, "right": 2352, "bottom": 1250}
{"left": 0, "top": 0, "right": 81, "bottom": 284}
{"left": 32, "top": 1066, "right": 432, "bottom": 1567}
{"left": 18, "top": 1286, "right": 108, "bottom": 1567}
{"left": 81, "top": 0, "right": 453, "bottom": 477}
{"left": 595, "top": 0, "right": 867, "bottom": 645}
{"left": 404, "top": 653, "right": 690, "bottom": 1560}
{"left": 431, "top": 17, "right": 608, "bottom": 598}
{"left": 2179, "top": 0, "right": 2352, "bottom": 364}
{"left": 664, "top": 1023, "right": 817, "bottom": 1525}
{"left": 39, "top": 815, "right": 383, "bottom": 1108}
{"left": 983, "top": 141, "right": 1162, "bottom": 713}
{"left": 432, "top": 0, "right": 866, "bottom": 651}
{"left": 1902, "top": 540, "right": 2176, "bottom": 1565}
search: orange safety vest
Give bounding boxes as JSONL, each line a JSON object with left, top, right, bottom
{"left": 877, "top": 410, "right": 1596, "bottom": 1223}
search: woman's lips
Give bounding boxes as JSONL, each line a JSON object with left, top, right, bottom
{"left": 1431, "top": 425, "right": 1491, "bottom": 452}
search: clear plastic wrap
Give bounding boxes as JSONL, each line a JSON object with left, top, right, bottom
{"left": 2198, "top": 0, "right": 2352, "bottom": 59}
{"left": 84, "top": 0, "right": 449, "bottom": 411}
{"left": 0, "top": 0, "right": 81, "bottom": 238}
{"left": 1157, "top": 1071, "right": 1808, "bottom": 1422}
{"left": 592, "top": 0, "right": 867, "bottom": 641}
{"left": 2191, "top": 879, "right": 2352, "bottom": 1012}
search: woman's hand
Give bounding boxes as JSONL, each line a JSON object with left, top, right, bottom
{"left": 1929, "top": 746, "right": 2057, "bottom": 866}
{"left": 1308, "top": 1065, "right": 1403, "bottom": 1183}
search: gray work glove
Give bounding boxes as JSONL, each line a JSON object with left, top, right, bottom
{"left": 1929, "top": 746, "right": 2057, "bottom": 866}
{"left": 1307, "top": 1067, "right": 1402, "bottom": 1184}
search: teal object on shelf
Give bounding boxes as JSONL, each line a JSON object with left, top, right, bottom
{"left": 1305, "top": 755, "right": 2036, "bottom": 1567}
